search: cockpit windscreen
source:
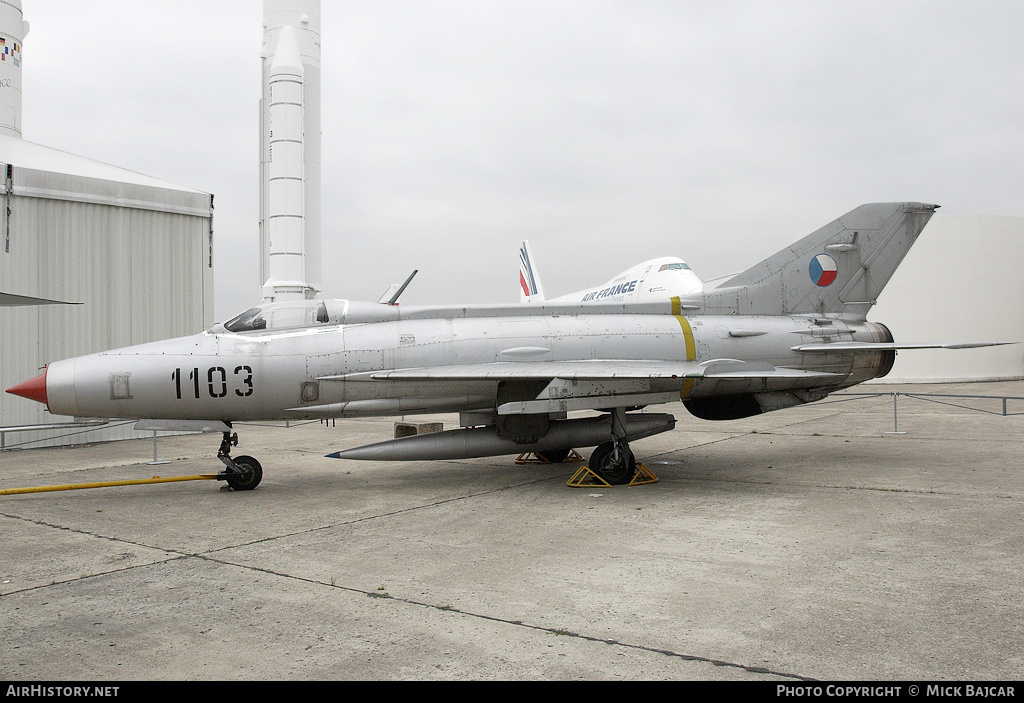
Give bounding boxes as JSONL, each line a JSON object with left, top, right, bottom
{"left": 223, "top": 300, "right": 331, "bottom": 333}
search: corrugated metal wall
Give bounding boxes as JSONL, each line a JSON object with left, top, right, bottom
{"left": 1, "top": 165, "right": 214, "bottom": 449}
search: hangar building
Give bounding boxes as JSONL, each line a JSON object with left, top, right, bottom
{"left": 0, "top": 0, "right": 214, "bottom": 449}
{"left": 0, "top": 135, "right": 214, "bottom": 449}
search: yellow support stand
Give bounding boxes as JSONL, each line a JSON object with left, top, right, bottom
{"left": 515, "top": 450, "right": 584, "bottom": 465}
{"left": 628, "top": 462, "right": 659, "bottom": 486}
{"left": 566, "top": 465, "right": 611, "bottom": 487}
{"left": 566, "top": 462, "right": 658, "bottom": 488}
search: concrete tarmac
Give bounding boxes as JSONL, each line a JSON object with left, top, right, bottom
{"left": 1, "top": 382, "right": 1022, "bottom": 681}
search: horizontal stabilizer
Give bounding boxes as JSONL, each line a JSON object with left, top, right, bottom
{"left": 791, "top": 342, "right": 1017, "bottom": 353}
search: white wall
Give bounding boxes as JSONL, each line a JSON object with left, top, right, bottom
{"left": 869, "top": 214, "right": 1024, "bottom": 382}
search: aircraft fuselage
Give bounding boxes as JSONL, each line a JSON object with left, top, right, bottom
{"left": 8, "top": 202, "right": 956, "bottom": 486}
{"left": 39, "top": 308, "right": 892, "bottom": 422}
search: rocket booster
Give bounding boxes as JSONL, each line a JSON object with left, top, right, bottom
{"left": 262, "top": 24, "right": 307, "bottom": 300}
{"left": 260, "top": 0, "right": 322, "bottom": 303}
{"left": 0, "top": 0, "right": 29, "bottom": 138}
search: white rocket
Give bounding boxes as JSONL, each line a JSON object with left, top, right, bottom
{"left": 0, "top": 0, "right": 29, "bottom": 139}
{"left": 260, "top": 0, "right": 321, "bottom": 303}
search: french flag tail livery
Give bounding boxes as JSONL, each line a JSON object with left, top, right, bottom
{"left": 698, "top": 202, "right": 938, "bottom": 319}
{"left": 519, "top": 240, "right": 546, "bottom": 303}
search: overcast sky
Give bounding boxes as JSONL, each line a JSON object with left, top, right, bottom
{"left": 20, "top": 1, "right": 1024, "bottom": 320}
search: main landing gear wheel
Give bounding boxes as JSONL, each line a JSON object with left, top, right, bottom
{"left": 225, "top": 455, "right": 263, "bottom": 491}
{"left": 589, "top": 441, "right": 637, "bottom": 485}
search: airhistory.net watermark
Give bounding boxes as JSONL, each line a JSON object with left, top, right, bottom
{"left": 6, "top": 687, "right": 119, "bottom": 698}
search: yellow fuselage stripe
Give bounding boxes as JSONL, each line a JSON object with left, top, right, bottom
{"left": 671, "top": 297, "right": 696, "bottom": 398}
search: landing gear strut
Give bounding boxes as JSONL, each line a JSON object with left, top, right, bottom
{"left": 216, "top": 429, "right": 263, "bottom": 491}
{"left": 587, "top": 408, "right": 638, "bottom": 485}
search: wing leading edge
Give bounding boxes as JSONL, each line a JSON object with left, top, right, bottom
{"left": 319, "top": 359, "right": 839, "bottom": 383}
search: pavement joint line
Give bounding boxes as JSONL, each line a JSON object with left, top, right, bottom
{"left": 0, "top": 550, "right": 191, "bottom": 597}
{"left": 655, "top": 476, "right": 1024, "bottom": 500}
{"left": 4, "top": 389, "right": 1021, "bottom": 679}
{"left": 602, "top": 454, "right": 1024, "bottom": 500}
{"left": 0, "top": 510, "right": 184, "bottom": 554}
{"left": 2, "top": 504, "right": 818, "bottom": 682}
{"left": 758, "top": 411, "right": 853, "bottom": 432}
{"left": 663, "top": 418, "right": 1023, "bottom": 441}
{"left": 193, "top": 553, "right": 819, "bottom": 683}
{"left": 0, "top": 473, "right": 575, "bottom": 595}
{"left": 202, "top": 473, "right": 574, "bottom": 554}
{"left": 646, "top": 434, "right": 742, "bottom": 460}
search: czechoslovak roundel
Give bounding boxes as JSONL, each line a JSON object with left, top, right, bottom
{"left": 809, "top": 254, "right": 838, "bottom": 287}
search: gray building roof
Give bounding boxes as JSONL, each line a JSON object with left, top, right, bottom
{"left": 0, "top": 134, "right": 211, "bottom": 216}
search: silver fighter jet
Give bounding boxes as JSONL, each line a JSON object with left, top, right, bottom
{"left": 8, "top": 202, "right": 996, "bottom": 490}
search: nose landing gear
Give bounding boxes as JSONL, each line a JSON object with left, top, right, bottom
{"left": 216, "top": 429, "right": 263, "bottom": 491}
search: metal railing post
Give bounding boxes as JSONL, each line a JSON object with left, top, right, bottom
{"left": 147, "top": 429, "right": 171, "bottom": 466}
{"left": 885, "top": 392, "right": 907, "bottom": 435}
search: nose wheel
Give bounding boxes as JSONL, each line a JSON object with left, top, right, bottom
{"left": 216, "top": 430, "right": 263, "bottom": 491}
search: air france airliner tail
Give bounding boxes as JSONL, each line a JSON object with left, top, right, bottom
{"left": 519, "top": 241, "right": 545, "bottom": 303}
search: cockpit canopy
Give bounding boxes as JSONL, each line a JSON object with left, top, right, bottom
{"left": 220, "top": 300, "right": 340, "bottom": 333}
{"left": 212, "top": 299, "right": 401, "bottom": 334}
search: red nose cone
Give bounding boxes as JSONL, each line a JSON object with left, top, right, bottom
{"left": 6, "top": 370, "right": 48, "bottom": 406}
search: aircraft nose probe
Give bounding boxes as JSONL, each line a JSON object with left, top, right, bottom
{"left": 5, "top": 368, "right": 48, "bottom": 407}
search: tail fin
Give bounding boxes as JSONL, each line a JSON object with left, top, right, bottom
{"left": 519, "top": 241, "right": 546, "bottom": 303}
{"left": 698, "top": 202, "right": 938, "bottom": 318}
